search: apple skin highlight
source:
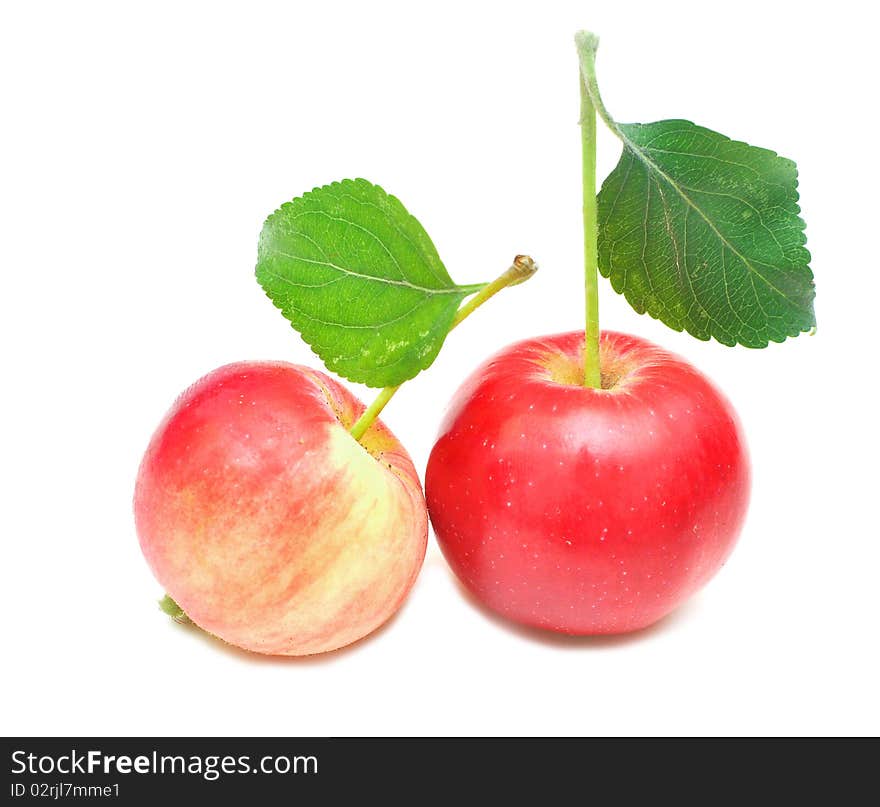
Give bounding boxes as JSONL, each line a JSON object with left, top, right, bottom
{"left": 135, "top": 361, "right": 427, "bottom": 656}
{"left": 426, "top": 331, "right": 750, "bottom": 635}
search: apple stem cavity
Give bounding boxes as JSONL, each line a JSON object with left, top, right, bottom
{"left": 349, "top": 255, "right": 539, "bottom": 443}
{"left": 577, "top": 31, "right": 603, "bottom": 390}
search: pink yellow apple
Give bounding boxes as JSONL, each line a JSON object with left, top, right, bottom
{"left": 135, "top": 361, "right": 427, "bottom": 656}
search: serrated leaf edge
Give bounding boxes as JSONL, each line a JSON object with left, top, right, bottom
{"left": 255, "top": 179, "right": 475, "bottom": 386}
{"left": 597, "top": 121, "right": 815, "bottom": 348}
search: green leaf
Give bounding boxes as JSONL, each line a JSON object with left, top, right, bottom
{"left": 597, "top": 119, "right": 815, "bottom": 346}
{"left": 256, "top": 179, "right": 483, "bottom": 387}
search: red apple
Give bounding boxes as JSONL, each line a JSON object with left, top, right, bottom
{"left": 425, "top": 331, "right": 750, "bottom": 634}
{"left": 135, "top": 361, "right": 427, "bottom": 656}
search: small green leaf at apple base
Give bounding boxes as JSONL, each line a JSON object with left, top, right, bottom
{"left": 158, "top": 594, "right": 190, "bottom": 624}
{"left": 256, "top": 179, "right": 485, "bottom": 388}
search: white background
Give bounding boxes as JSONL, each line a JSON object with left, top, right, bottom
{"left": 2, "top": 0, "right": 878, "bottom": 736}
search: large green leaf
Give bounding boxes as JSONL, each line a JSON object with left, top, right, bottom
{"left": 597, "top": 119, "right": 815, "bottom": 346}
{"left": 257, "top": 179, "right": 483, "bottom": 387}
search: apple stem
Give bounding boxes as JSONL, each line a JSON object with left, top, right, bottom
{"left": 349, "top": 256, "right": 539, "bottom": 443}
{"left": 448, "top": 254, "right": 537, "bottom": 329}
{"left": 576, "top": 31, "right": 602, "bottom": 390}
{"left": 349, "top": 385, "right": 400, "bottom": 442}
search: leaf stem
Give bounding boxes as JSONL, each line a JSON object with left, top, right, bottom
{"left": 349, "top": 255, "right": 538, "bottom": 442}
{"left": 577, "top": 31, "right": 602, "bottom": 389}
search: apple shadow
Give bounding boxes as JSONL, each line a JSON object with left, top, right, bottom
{"left": 450, "top": 575, "right": 703, "bottom": 649}
{"left": 164, "top": 589, "right": 413, "bottom": 666}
